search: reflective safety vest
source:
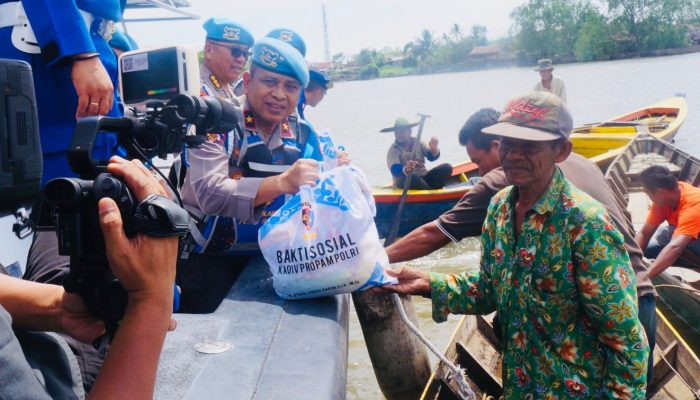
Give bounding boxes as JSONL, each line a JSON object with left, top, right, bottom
{"left": 184, "top": 112, "right": 321, "bottom": 256}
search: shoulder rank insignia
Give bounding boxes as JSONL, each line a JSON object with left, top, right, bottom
{"left": 209, "top": 74, "right": 221, "bottom": 89}
{"left": 243, "top": 110, "right": 256, "bottom": 129}
{"left": 280, "top": 119, "right": 294, "bottom": 139}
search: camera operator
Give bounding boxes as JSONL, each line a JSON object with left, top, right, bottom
{"left": 0, "top": 157, "right": 178, "bottom": 399}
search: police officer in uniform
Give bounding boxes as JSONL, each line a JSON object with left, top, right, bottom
{"left": 200, "top": 17, "right": 254, "bottom": 103}
{"left": 232, "top": 27, "right": 306, "bottom": 98}
{"left": 298, "top": 68, "right": 333, "bottom": 119}
{"left": 0, "top": 0, "right": 124, "bottom": 184}
{"left": 178, "top": 37, "right": 319, "bottom": 313}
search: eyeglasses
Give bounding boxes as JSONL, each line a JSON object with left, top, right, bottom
{"left": 211, "top": 42, "right": 251, "bottom": 60}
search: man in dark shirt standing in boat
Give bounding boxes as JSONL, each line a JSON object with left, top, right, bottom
{"left": 385, "top": 104, "right": 658, "bottom": 388}
{"left": 384, "top": 117, "right": 453, "bottom": 190}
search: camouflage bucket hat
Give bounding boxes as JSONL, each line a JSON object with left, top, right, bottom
{"left": 482, "top": 91, "right": 573, "bottom": 141}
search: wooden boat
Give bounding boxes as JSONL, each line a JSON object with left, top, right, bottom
{"left": 571, "top": 96, "right": 687, "bottom": 171}
{"left": 373, "top": 161, "right": 478, "bottom": 239}
{"left": 605, "top": 133, "right": 700, "bottom": 351}
{"left": 373, "top": 97, "right": 686, "bottom": 238}
{"left": 422, "top": 310, "right": 700, "bottom": 399}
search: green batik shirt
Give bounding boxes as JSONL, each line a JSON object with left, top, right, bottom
{"left": 430, "top": 168, "right": 648, "bottom": 399}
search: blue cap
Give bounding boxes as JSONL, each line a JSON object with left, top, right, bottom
{"left": 309, "top": 69, "right": 333, "bottom": 89}
{"left": 203, "top": 17, "right": 254, "bottom": 47}
{"left": 265, "top": 28, "right": 306, "bottom": 57}
{"left": 109, "top": 29, "right": 138, "bottom": 52}
{"left": 252, "top": 38, "right": 309, "bottom": 87}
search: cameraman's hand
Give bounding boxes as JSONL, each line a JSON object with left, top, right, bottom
{"left": 72, "top": 56, "right": 114, "bottom": 119}
{"left": 278, "top": 158, "right": 319, "bottom": 194}
{"left": 89, "top": 157, "right": 178, "bottom": 399}
{"left": 58, "top": 292, "right": 105, "bottom": 343}
{"left": 101, "top": 157, "right": 176, "bottom": 300}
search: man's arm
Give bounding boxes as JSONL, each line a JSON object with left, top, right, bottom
{"left": 386, "top": 221, "right": 450, "bottom": 263}
{"left": 88, "top": 157, "right": 179, "bottom": 399}
{"left": 23, "top": 0, "right": 115, "bottom": 117}
{"left": 646, "top": 234, "right": 694, "bottom": 278}
{"left": 378, "top": 200, "right": 500, "bottom": 322}
{"left": 634, "top": 222, "right": 658, "bottom": 252}
{"left": 184, "top": 139, "right": 318, "bottom": 222}
{"left": 575, "top": 214, "right": 649, "bottom": 397}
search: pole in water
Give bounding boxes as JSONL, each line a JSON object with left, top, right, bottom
{"left": 352, "top": 291, "right": 432, "bottom": 399}
{"left": 353, "top": 113, "right": 432, "bottom": 400}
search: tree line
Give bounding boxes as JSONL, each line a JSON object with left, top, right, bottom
{"left": 340, "top": 0, "right": 700, "bottom": 80}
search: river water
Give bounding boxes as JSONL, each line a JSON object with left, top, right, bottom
{"left": 303, "top": 52, "right": 700, "bottom": 399}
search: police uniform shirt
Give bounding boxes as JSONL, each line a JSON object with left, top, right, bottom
{"left": 180, "top": 96, "right": 295, "bottom": 224}
{"left": 199, "top": 63, "right": 239, "bottom": 104}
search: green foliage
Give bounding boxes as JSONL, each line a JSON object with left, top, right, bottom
{"left": 470, "top": 25, "right": 488, "bottom": 46}
{"left": 358, "top": 64, "right": 379, "bottom": 79}
{"left": 378, "top": 65, "right": 415, "bottom": 78}
{"left": 511, "top": 0, "right": 698, "bottom": 62}
{"left": 575, "top": 13, "right": 615, "bottom": 61}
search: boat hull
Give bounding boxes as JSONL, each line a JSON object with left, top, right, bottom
{"left": 422, "top": 309, "right": 700, "bottom": 399}
{"left": 373, "top": 162, "right": 477, "bottom": 239}
{"left": 572, "top": 96, "right": 688, "bottom": 171}
{"left": 605, "top": 133, "right": 700, "bottom": 352}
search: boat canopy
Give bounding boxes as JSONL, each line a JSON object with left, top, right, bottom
{"left": 124, "top": 0, "right": 199, "bottom": 22}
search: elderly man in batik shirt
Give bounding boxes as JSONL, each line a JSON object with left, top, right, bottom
{"left": 377, "top": 92, "right": 649, "bottom": 399}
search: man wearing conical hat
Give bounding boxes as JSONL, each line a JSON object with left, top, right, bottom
{"left": 383, "top": 117, "right": 452, "bottom": 190}
{"left": 533, "top": 58, "right": 567, "bottom": 103}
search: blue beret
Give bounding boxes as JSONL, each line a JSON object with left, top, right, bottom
{"left": 252, "top": 38, "right": 309, "bottom": 87}
{"left": 203, "top": 17, "right": 254, "bottom": 47}
{"left": 265, "top": 28, "right": 306, "bottom": 57}
{"left": 309, "top": 69, "right": 333, "bottom": 89}
{"left": 109, "top": 30, "right": 138, "bottom": 52}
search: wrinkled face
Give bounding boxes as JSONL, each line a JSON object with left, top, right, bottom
{"left": 498, "top": 137, "right": 570, "bottom": 187}
{"left": 466, "top": 139, "right": 501, "bottom": 176}
{"left": 394, "top": 127, "right": 412, "bottom": 144}
{"left": 243, "top": 67, "right": 301, "bottom": 126}
{"left": 204, "top": 40, "right": 250, "bottom": 83}
{"left": 305, "top": 86, "right": 327, "bottom": 107}
{"left": 539, "top": 69, "right": 553, "bottom": 81}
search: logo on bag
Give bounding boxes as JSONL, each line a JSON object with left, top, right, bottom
{"left": 301, "top": 201, "right": 316, "bottom": 240}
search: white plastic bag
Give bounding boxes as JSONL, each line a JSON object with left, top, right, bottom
{"left": 258, "top": 165, "right": 397, "bottom": 299}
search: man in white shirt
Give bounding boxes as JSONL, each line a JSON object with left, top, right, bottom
{"left": 533, "top": 58, "right": 567, "bottom": 103}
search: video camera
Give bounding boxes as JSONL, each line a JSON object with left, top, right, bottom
{"left": 37, "top": 94, "right": 240, "bottom": 334}
{"left": 0, "top": 59, "right": 42, "bottom": 234}
{"left": 0, "top": 51, "right": 240, "bottom": 336}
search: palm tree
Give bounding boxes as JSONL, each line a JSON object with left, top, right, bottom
{"left": 412, "top": 29, "right": 434, "bottom": 61}
{"left": 450, "top": 23, "right": 464, "bottom": 42}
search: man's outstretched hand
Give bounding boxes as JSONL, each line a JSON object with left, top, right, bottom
{"left": 371, "top": 266, "right": 431, "bottom": 296}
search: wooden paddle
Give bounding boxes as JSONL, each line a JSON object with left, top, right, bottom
{"left": 384, "top": 113, "right": 430, "bottom": 247}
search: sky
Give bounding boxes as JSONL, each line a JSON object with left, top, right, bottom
{"left": 124, "top": 0, "right": 527, "bottom": 62}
